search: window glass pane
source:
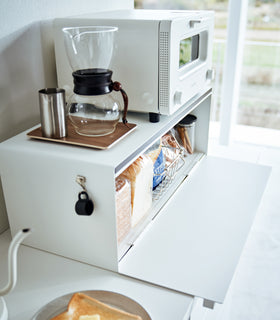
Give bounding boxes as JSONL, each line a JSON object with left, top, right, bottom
{"left": 179, "top": 35, "right": 199, "bottom": 68}
{"left": 179, "top": 37, "right": 192, "bottom": 67}
{"left": 238, "top": 0, "right": 280, "bottom": 130}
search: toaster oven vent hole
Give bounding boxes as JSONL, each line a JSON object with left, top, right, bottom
{"left": 159, "top": 32, "right": 169, "bottom": 110}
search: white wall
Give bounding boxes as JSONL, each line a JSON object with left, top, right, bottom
{"left": 0, "top": 0, "right": 133, "bottom": 233}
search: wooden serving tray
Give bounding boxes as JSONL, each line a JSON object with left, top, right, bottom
{"left": 27, "top": 122, "right": 136, "bottom": 150}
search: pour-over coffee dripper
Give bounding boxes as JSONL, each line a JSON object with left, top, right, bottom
{"left": 63, "top": 26, "right": 128, "bottom": 137}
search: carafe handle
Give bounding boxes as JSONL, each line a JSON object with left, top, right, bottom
{"left": 112, "top": 81, "right": 129, "bottom": 125}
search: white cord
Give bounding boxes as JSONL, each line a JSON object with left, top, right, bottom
{"left": 0, "top": 229, "right": 32, "bottom": 296}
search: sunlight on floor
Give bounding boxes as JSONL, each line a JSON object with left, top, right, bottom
{"left": 209, "top": 121, "right": 280, "bottom": 149}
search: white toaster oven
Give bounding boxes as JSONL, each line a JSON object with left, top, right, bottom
{"left": 54, "top": 9, "right": 214, "bottom": 122}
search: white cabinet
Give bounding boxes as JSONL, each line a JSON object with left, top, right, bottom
{"left": 0, "top": 88, "right": 270, "bottom": 313}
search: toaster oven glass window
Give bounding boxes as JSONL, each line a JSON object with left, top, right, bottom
{"left": 179, "top": 34, "right": 199, "bottom": 68}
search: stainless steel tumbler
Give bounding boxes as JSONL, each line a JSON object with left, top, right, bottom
{"left": 38, "top": 88, "right": 67, "bottom": 138}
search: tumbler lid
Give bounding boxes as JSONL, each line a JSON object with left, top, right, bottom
{"left": 179, "top": 114, "right": 197, "bottom": 126}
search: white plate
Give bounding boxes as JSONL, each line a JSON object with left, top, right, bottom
{"left": 32, "top": 290, "right": 151, "bottom": 320}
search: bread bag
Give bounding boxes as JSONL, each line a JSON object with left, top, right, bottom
{"left": 119, "top": 155, "right": 153, "bottom": 227}
{"left": 145, "top": 139, "right": 165, "bottom": 189}
{"left": 115, "top": 177, "right": 131, "bottom": 243}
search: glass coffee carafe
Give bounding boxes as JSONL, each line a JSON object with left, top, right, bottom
{"left": 63, "top": 26, "right": 128, "bottom": 137}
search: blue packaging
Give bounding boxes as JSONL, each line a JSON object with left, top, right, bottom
{"left": 153, "top": 149, "right": 165, "bottom": 189}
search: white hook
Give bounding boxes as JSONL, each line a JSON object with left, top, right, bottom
{"left": 76, "top": 175, "right": 87, "bottom": 191}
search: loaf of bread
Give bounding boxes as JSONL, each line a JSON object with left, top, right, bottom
{"left": 115, "top": 177, "right": 131, "bottom": 243}
{"left": 51, "top": 292, "right": 142, "bottom": 320}
{"left": 119, "top": 155, "right": 153, "bottom": 227}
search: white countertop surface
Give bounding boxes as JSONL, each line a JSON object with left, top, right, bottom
{"left": 0, "top": 229, "right": 193, "bottom": 320}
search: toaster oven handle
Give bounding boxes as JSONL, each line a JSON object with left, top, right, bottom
{"left": 189, "top": 19, "right": 206, "bottom": 28}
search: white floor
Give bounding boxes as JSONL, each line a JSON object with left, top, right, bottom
{"left": 200, "top": 130, "right": 280, "bottom": 320}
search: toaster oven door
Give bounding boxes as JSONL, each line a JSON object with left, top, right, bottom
{"left": 164, "top": 15, "right": 214, "bottom": 116}
{"left": 119, "top": 155, "right": 270, "bottom": 305}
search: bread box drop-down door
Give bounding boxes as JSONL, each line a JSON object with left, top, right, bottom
{"left": 119, "top": 155, "right": 271, "bottom": 306}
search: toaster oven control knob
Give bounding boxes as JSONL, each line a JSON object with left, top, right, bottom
{"left": 206, "top": 69, "right": 215, "bottom": 81}
{"left": 174, "top": 91, "right": 183, "bottom": 105}
{"left": 189, "top": 19, "right": 202, "bottom": 28}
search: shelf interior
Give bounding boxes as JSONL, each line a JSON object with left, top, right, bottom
{"left": 118, "top": 151, "right": 205, "bottom": 260}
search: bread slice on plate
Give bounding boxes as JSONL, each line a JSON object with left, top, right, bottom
{"left": 51, "top": 292, "right": 143, "bottom": 320}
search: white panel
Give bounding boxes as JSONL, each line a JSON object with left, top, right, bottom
{"left": 120, "top": 156, "right": 271, "bottom": 303}
{"left": 0, "top": 0, "right": 132, "bottom": 245}
{"left": 0, "top": 137, "right": 118, "bottom": 271}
